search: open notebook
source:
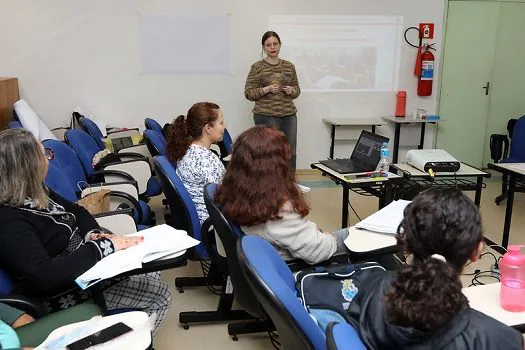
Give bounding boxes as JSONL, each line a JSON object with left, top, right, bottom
{"left": 354, "top": 200, "right": 411, "bottom": 234}
{"left": 75, "top": 224, "right": 199, "bottom": 289}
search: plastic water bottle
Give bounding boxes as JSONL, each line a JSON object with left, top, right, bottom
{"left": 377, "top": 142, "right": 390, "bottom": 172}
{"left": 500, "top": 245, "right": 525, "bottom": 312}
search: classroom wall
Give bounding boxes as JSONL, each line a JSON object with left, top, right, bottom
{"left": 0, "top": 0, "right": 445, "bottom": 168}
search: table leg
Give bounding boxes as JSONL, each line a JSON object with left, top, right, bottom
{"left": 372, "top": 125, "right": 376, "bottom": 134}
{"left": 329, "top": 125, "right": 336, "bottom": 159}
{"left": 342, "top": 186, "right": 349, "bottom": 229}
{"left": 502, "top": 174, "right": 516, "bottom": 248}
{"left": 419, "top": 123, "right": 426, "bottom": 149}
{"left": 474, "top": 176, "right": 483, "bottom": 207}
{"left": 381, "top": 181, "right": 394, "bottom": 209}
{"left": 392, "top": 123, "right": 401, "bottom": 163}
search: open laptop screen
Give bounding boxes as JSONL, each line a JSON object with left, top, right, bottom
{"left": 351, "top": 130, "right": 389, "bottom": 167}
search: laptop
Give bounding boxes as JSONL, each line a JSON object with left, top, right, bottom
{"left": 319, "top": 130, "right": 389, "bottom": 173}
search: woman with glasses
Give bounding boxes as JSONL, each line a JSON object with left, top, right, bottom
{"left": 0, "top": 129, "right": 171, "bottom": 337}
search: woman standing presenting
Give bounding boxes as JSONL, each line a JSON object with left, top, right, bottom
{"left": 244, "top": 31, "right": 301, "bottom": 170}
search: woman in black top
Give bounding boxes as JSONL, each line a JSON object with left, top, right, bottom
{"left": 0, "top": 129, "right": 171, "bottom": 336}
{"left": 347, "top": 188, "right": 523, "bottom": 349}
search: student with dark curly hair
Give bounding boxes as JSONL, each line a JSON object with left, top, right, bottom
{"left": 215, "top": 126, "right": 348, "bottom": 265}
{"left": 346, "top": 188, "right": 523, "bottom": 349}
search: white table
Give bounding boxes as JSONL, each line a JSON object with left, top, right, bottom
{"left": 36, "top": 311, "right": 152, "bottom": 349}
{"left": 322, "top": 118, "right": 386, "bottom": 159}
{"left": 390, "top": 162, "right": 490, "bottom": 207}
{"left": 344, "top": 226, "right": 397, "bottom": 254}
{"left": 463, "top": 283, "right": 525, "bottom": 330}
{"left": 382, "top": 116, "right": 442, "bottom": 163}
{"left": 487, "top": 163, "right": 525, "bottom": 248}
{"left": 311, "top": 162, "right": 403, "bottom": 228}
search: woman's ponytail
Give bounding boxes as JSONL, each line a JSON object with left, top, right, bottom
{"left": 166, "top": 115, "right": 190, "bottom": 162}
{"left": 385, "top": 257, "right": 467, "bottom": 331}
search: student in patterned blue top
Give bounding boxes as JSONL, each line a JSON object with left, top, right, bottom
{"left": 167, "top": 102, "right": 226, "bottom": 223}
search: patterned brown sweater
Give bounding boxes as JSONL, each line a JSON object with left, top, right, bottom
{"left": 244, "top": 59, "right": 301, "bottom": 117}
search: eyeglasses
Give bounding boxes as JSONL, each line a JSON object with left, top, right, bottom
{"left": 44, "top": 148, "right": 54, "bottom": 161}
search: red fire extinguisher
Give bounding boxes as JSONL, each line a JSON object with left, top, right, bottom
{"left": 417, "top": 44, "right": 434, "bottom": 96}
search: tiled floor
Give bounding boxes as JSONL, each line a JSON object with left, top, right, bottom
{"left": 152, "top": 171, "right": 525, "bottom": 349}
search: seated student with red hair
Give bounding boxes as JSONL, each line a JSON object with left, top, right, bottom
{"left": 215, "top": 126, "right": 348, "bottom": 265}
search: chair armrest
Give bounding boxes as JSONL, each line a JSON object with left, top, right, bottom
{"left": 326, "top": 322, "right": 365, "bottom": 350}
{"left": 0, "top": 296, "right": 49, "bottom": 319}
{"left": 94, "top": 208, "right": 137, "bottom": 235}
{"left": 92, "top": 169, "right": 136, "bottom": 183}
{"left": 101, "top": 159, "right": 152, "bottom": 195}
{"left": 115, "top": 151, "right": 149, "bottom": 161}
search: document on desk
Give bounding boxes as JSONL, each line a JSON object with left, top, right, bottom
{"left": 508, "top": 163, "right": 525, "bottom": 172}
{"left": 354, "top": 200, "right": 411, "bottom": 234}
{"left": 75, "top": 224, "right": 199, "bottom": 289}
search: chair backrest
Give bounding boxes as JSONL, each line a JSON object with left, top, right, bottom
{"left": 64, "top": 129, "right": 101, "bottom": 177}
{"left": 221, "top": 128, "right": 233, "bottom": 155}
{"left": 79, "top": 117, "right": 105, "bottom": 150}
{"left": 143, "top": 130, "right": 166, "bottom": 157}
{"left": 509, "top": 115, "right": 525, "bottom": 162}
{"left": 203, "top": 183, "right": 262, "bottom": 317}
{"left": 239, "top": 235, "right": 326, "bottom": 350}
{"left": 8, "top": 121, "right": 23, "bottom": 129}
{"left": 153, "top": 156, "right": 208, "bottom": 259}
{"left": 42, "top": 139, "right": 88, "bottom": 197}
{"left": 144, "top": 118, "right": 164, "bottom": 135}
{"left": 44, "top": 162, "right": 78, "bottom": 202}
{"left": 326, "top": 323, "right": 366, "bottom": 350}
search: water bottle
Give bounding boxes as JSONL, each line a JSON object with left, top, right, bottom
{"left": 377, "top": 142, "right": 390, "bottom": 172}
{"left": 500, "top": 245, "right": 525, "bottom": 312}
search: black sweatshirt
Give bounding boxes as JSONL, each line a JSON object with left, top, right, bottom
{"left": 0, "top": 191, "right": 107, "bottom": 296}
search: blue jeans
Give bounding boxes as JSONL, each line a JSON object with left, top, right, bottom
{"left": 333, "top": 228, "right": 350, "bottom": 254}
{"left": 253, "top": 114, "right": 297, "bottom": 170}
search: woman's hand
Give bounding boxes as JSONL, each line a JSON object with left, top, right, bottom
{"left": 282, "top": 85, "right": 296, "bottom": 95}
{"left": 109, "top": 235, "right": 143, "bottom": 251}
{"left": 264, "top": 84, "right": 280, "bottom": 94}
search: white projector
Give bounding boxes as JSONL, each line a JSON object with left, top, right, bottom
{"left": 406, "top": 149, "right": 461, "bottom": 173}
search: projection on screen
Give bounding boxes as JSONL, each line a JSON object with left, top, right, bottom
{"left": 268, "top": 15, "right": 403, "bottom": 92}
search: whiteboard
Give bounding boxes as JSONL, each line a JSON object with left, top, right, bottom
{"left": 139, "top": 14, "right": 230, "bottom": 74}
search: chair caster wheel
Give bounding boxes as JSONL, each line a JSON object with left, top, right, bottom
{"left": 232, "top": 335, "right": 238, "bottom": 341}
{"left": 183, "top": 324, "right": 189, "bottom": 330}
{"left": 177, "top": 288, "right": 184, "bottom": 293}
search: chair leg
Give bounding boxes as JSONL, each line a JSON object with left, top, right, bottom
{"left": 174, "top": 262, "right": 223, "bottom": 293}
{"left": 179, "top": 285, "right": 254, "bottom": 329}
{"left": 227, "top": 318, "right": 272, "bottom": 341}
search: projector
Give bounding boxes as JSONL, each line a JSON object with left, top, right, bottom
{"left": 406, "top": 149, "right": 461, "bottom": 173}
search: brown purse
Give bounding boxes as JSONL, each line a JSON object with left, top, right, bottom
{"left": 76, "top": 189, "right": 111, "bottom": 215}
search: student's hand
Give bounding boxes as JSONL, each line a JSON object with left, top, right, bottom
{"left": 109, "top": 236, "right": 144, "bottom": 251}
{"left": 282, "top": 85, "right": 296, "bottom": 95}
{"left": 12, "top": 313, "right": 34, "bottom": 328}
{"left": 264, "top": 84, "right": 280, "bottom": 94}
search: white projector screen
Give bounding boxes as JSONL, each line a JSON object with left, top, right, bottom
{"left": 268, "top": 15, "right": 403, "bottom": 92}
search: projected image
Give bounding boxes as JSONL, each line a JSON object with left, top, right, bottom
{"left": 269, "top": 15, "right": 403, "bottom": 92}
{"left": 295, "top": 47, "right": 377, "bottom": 90}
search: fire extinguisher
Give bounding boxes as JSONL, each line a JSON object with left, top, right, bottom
{"left": 417, "top": 44, "right": 434, "bottom": 96}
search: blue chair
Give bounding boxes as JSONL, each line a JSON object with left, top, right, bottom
{"left": 325, "top": 322, "right": 365, "bottom": 350}
{"left": 144, "top": 118, "right": 164, "bottom": 135}
{"left": 7, "top": 121, "right": 23, "bottom": 129}
{"left": 238, "top": 235, "right": 366, "bottom": 350}
{"left": 43, "top": 139, "right": 151, "bottom": 228}
{"left": 495, "top": 116, "right": 525, "bottom": 205}
{"left": 153, "top": 156, "right": 222, "bottom": 287}
{"left": 76, "top": 118, "right": 162, "bottom": 199}
{"left": 143, "top": 130, "right": 166, "bottom": 157}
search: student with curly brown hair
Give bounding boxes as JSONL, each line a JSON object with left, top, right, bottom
{"left": 215, "top": 126, "right": 348, "bottom": 265}
{"left": 346, "top": 188, "right": 523, "bottom": 349}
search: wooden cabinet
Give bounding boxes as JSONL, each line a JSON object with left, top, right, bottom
{"left": 0, "top": 77, "right": 19, "bottom": 129}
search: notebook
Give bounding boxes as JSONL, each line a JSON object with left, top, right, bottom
{"left": 75, "top": 224, "right": 199, "bottom": 289}
{"left": 354, "top": 200, "right": 412, "bottom": 234}
{"left": 319, "top": 130, "right": 389, "bottom": 173}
